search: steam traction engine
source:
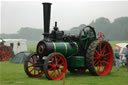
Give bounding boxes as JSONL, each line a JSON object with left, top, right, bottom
{"left": 0, "top": 39, "right": 11, "bottom": 61}
{"left": 24, "top": 3, "right": 113, "bottom": 80}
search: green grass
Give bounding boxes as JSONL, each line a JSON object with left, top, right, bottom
{"left": 0, "top": 61, "right": 128, "bottom": 85}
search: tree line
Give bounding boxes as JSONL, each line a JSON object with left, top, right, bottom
{"left": 1, "top": 17, "right": 128, "bottom": 41}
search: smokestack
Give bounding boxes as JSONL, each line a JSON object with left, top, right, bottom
{"left": 42, "top": 2, "right": 52, "bottom": 38}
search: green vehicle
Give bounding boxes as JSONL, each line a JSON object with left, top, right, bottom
{"left": 24, "top": 3, "right": 113, "bottom": 80}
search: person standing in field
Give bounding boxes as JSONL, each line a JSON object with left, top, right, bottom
{"left": 125, "top": 45, "right": 128, "bottom": 71}
{"left": 114, "top": 48, "right": 120, "bottom": 71}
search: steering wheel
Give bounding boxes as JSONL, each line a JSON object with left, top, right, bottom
{"left": 79, "top": 26, "right": 96, "bottom": 49}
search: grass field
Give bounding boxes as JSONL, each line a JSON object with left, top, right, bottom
{"left": 0, "top": 40, "right": 128, "bottom": 85}
{"left": 0, "top": 61, "right": 128, "bottom": 85}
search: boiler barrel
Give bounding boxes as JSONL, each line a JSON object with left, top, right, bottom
{"left": 37, "top": 41, "right": 79, "bottom": 57}
{"left": 52, "top": 42, "right": 79, "bottom": 56}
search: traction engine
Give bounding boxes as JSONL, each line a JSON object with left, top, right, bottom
{"left": 24, "top": 3, "right": 113, "bottom": 80}
{"left": 0, "top": 38, "right": 11, "bottom": 61}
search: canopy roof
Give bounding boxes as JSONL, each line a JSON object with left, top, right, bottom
{"left": 10, "top": 51, "right": 32, "bottom": 64}
{"left": 0, "top": 39, "right": 26, "bottom": 42}
{"left": 115, "top": 43, "right": 128, "bottom": 48}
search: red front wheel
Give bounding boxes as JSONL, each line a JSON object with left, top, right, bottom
{"left": 44, "top": 53, "right": 67, "bottom": 80}
{"left": 0, "top": 45, "right": 11, "bottom": 61}
{"left": 24, "top": 53, "right": 44, "bottom": 77}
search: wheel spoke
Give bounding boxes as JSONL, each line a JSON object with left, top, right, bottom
{"left": 97, "top": 65, "right": 100, "bottom": 72}
{"left": 94, "top": 60, "right": 100, "bottom": 66}
{"left": 104, "top": 56, "right": 110, "bottom": 60}
{"left": 104, "top": 52, "right": 111, "bottom": 56}
{"left": 57, "top": 58, "right": 61, "bottom": 63}
{"left": 55, "top": 56, "right": 58, "bottom": 65}
{"left": 59, "top": 68, "right": 63, "bottom": 71}
{"left": 28, "top": 61, "right": 33, "bottom": 64}
{"left": 102, "top": 60, "right": 109, "bottom": 65}
{"left": 27, "top": 65, "right": 33, "bottom": 68}
{"left": 48, "top": 64, "right": 54, "bottom": 67}
{"left": 30, "top": 68, "right": 34, "bottom": 73}
{"left": 93, "top": 57, "right": 98, "bottom": 59}
{"left": 54, "top": 70, "right": 56, "bottom": 78}
{"left": 51, "top": 58, "right": 54, "bottom": 64}
{"left": 31, "top": 56, "right": 35, "bottom": 64}
{"left": 48, "top": 67, "right": 54, "bottom": 71}
{"left": 59, "top": 63, "right": 64, "bottom": 66}
{"left": 95, "top": 49, "right": 100, "bottom": 55}
{"left": 94, "top": 52, "right": 98, "bottom": 57}
{"left": 50, "top": 70, "right": 56, "bottom": 76}
{"left": 34, "top": 70, "right": 36, "bottom": 75}
{"left": 100, "top": 63, "right": 104, "bottom": 71}
{"left": 101, "top": 44, "right": 107, "bottom": 55}
{"left": 57, "top": 69, "right": 61, "bottom": 75}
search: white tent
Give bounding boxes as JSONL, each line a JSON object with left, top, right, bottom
{"left": 114, "top": 43, "right": 128, "bottom": 64}
{"left": 114, "top": 43, "right": 128, "bottom": 54}
{"left": 10, "top": 51, "right": 32, "bottom": 64}
{"left": 0, "top": 39, "right": 27, "bottom": 55}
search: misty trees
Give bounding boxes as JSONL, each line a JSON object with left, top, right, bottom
{"left": 1, "top": 17, "right": 128, "bottom": 41}
{"left": 90, "top": 17, "right": 111, "bottom": 40}
{"left": 69, "top": 17, "right": 128, "bottom": 41}
{"left": 17, "top": 27, "right": 43, "bottom": 40}
{"left": 108, "top": 17, "right": 128, "bottom": 40}
{"left": 89, "top": 17, "right": 128, "bottom": 40}
{"left": 1, "top": 27, "right": 43, "bottom": 41}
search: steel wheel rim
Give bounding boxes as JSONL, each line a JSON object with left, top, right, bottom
{"left": 0, "top": 45, "right": 11, "bottom": 61}
{"left": 47, "top": 54, "right": 67, "bottom": 80}
{"left": 93, "top": 41, "right": 113, "bottom": 75}
{"left": 26, "top": 53, "right": 43, "bottom": 77}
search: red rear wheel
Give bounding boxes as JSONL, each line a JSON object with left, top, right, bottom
{"left": 86, "top": 40, "right": 113, "bottom": 76}
{"left": 44, "top": 53, "right": 67, "bottom": 80}
{"left": 24, "top": 53, "right": 43, "bottom": 77}
{"left": 0, "top": 45, "right": 11, "bottom": 61}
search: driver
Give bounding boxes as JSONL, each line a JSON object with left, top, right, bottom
{"left": 86, "top": 28, "right": 95, "bottom": 38}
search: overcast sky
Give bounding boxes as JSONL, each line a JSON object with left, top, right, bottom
{"left": 1, "top": 0, "right": 128, "bottom": 34}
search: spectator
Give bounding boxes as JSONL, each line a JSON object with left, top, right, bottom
{"left": 125, "top": 45, "right": 128, "bottom": 71}
{"left": 114, "top": 48, "right": 120, "bottom": 71}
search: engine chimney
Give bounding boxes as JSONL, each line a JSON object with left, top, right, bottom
{"left": 42, "top": 3, "right": 52, "bottom": 38}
